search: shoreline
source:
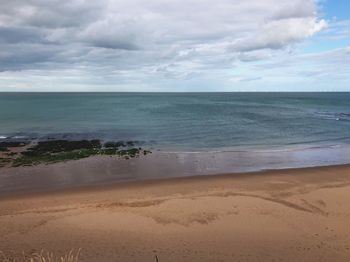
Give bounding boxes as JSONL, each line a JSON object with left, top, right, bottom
{"left": 2, "top": 143, "right": 350, "bottom": 197}
{"left": 1, "top": 163, "right": 350, "bottom": 261}
{"left": 2, "top": 162, "right": 350, "bottom": 201}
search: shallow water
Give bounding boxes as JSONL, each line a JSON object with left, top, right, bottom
{"left": 2, "top": 146, "right": 350, "bottom": 196}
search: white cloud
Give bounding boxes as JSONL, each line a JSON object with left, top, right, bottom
{"left": 0, "top": 0, "right": 341, "bottom": 91}
{"left": 232, "top": 18, "right": 327, "bottom": 52}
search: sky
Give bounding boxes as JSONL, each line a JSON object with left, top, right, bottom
{"left": 0, "top": 0, "right": 349, "bottom": 92}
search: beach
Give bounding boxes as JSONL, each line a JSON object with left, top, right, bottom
{"left": 1, "top": 0, "right": 349, "bottom": 259}
{"left": 1, "top": 92, "right": 350, "bottom": 261}
{"left": 1, "top": 164, "right": 350, "bottom": 261}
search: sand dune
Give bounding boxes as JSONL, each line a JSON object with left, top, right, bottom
{"left": 1, "top": 165, "right": 350, "bottom": 261}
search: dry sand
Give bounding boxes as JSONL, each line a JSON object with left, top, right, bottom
{"left": 1, "top": 165, "right": 350, "bottom": 261}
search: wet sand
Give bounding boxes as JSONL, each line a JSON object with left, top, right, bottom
{"left": 2, "top": 144, "right": 350, "bottom": 196}
{"left": 1, "top": 164, "right": 350, "bottom": 261}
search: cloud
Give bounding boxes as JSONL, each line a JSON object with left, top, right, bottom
{"left": 0, "top": 0, "right": 103, "bottom": 29}
{"left": 0, "top": 26, "right": 45, "bottom": 44}
{"left": 0, "top": 0, "right": 340, "bottom": 91}
{"left": 232, "top": 18, "right": 327, "bottom": 52}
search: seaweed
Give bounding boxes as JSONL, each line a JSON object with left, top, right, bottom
{"left": 23, "top": 140, "right": 102, "bottom": 156}
{"left": 5, "top": 152, "right": 17, "bottom": 156}
{"left": 101, "top": 148, "right": 117, "bottom": 155}
{"left": 104, "top": 141, "right": 125, "bottom": 148}
{"left": 13, "top": 148, "right": 100, "bottom": 167}
{"left": 0, "top": 147, "right": 9, "bottom": 152}
{"left": 126, "top": 141, "right": 135, "bottom": 146}
{"left": 116, "top": 148, "right": 147, "bottom": 159}
{"left": 0, "top": 141, "right": 28, "bottom": 148}
{"left": 143, "top": 150, "right": 152, "bottom": 155}
{"left": 0, "top": 157, "right": 11, "bottom": 167}
{"left": 2, "top": 139, "right": 151, "bottom": 167}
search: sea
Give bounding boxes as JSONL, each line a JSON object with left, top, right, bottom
{"left": 1, "top": 92, "right": 350, "bottom": 171}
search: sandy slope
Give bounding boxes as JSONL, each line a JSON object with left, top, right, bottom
{"left": 0, "top": 165, "right": 350, "bottom": 261}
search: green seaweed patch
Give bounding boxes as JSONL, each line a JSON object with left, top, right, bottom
{"left": 13, "top": 148, "right": 100, "bottom": 167}
{"left": 5, "top": 152, "right": 17, "bottom": 157}
{"left": 126, "top": 141, "right": 135, "bottom": 146}
{"left": 104, "top": 141, "right": 125, "bottom": 148}
{"left": 103, "top": 140, "right": 136, "bottom": 148}
{"left": 0, "top": 157, "right": 11, "bottom": 167}
{"left": 100, "top": 148, "right": 118, "bottom": 155}
{"left": 8, "top": 140, "right": 152, "bottom": 167}
{"left": 117, "top": 148, "right": 140, "bottom": 158}
{"left": 0, "top": 141, "right": 28, "bottom": 148}
{"left": 23, "top": 139, "right": 101, "bottom": 157}
{"left": 143, "top": 150, "right": 152, "bottom": 155}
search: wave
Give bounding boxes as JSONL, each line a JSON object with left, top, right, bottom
{"left": 315, "top": 111, "right": 350, "bottom": 121}
{"left": 157, "top": 141, "right": 350, "bottom": 155}
{"left": 12, "top": 136, "right": 27, "bottom": 139}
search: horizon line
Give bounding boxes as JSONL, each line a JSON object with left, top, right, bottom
{"left": 0, "top": 91, "right": 350, "bottom": 93}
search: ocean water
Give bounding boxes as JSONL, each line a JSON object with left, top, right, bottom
{"left": 1, "top": 92, "right": 350, "bottom": 194}
{"left": 1, "top": 92, "right": 350, "bottom": 151}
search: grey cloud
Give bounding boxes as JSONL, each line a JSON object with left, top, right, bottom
{"left": 270, "top": 0, "right": 316, "bottom": 20}
{"left": 251, "top": 46, "right": 350, "bottom": 81}
{"left": 0, "top": 26, "right": 44, "bottom": 44}
{"left": 233, "top": 76, "right": 263, "bottom": 82}
{"left": 0, "top": 0, "right": 330, "bottom": 88}
{"left": 0, "top": 43, "right": 63, "bottom": 71}
{"left": 0, "top": 0, "right": 104, "bottom": 29}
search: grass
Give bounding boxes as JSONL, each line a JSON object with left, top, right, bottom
{"left": 0, "top": 249, "right": 81, "bottom": 262}
{"left": 0, "top": 250, "right": 160, "bottom": 261}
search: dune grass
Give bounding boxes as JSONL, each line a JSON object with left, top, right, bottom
{"left": 0, "top": 249, "right": 161, "bottom": 261}
{"left": 0, "top": 248, "right": 159, "bottom": 262}
{"left": 0, "top": 249, "right": 81, "bottom": 262}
